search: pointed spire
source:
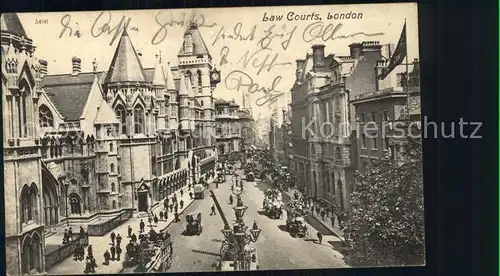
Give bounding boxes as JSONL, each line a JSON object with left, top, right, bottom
{"left": 178, "top": 21, "right": 210, "bottom": 56}
{"left": 178, "top": 74, "right": 188, "bottom": 96}
{"left": 165, "top": 62, "right": 176, "bottom": 91}
{"left": 104, "top": 28, "right": 146, "bottom": 84}
{"left": 152, "top": 52, "right": 166, "bottom": 86}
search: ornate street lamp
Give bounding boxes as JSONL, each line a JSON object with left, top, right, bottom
{"left": 232, "top": 196, "right": 248, "bottom": 218}
{"left": 221, "top": 224, "right": 232, "bottom": 239}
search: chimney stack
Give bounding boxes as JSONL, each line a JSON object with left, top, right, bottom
{"left": 39, "top": 59, "right": 48, "bottom": 77}
{"left": 349, "top": 43, "right": 363, "bottom": 59}
{"left": 71, "top": 57, "right": 81, "bottom": 75}
{"left": 311, "top": 45, "right": 325, "bottom": 70}
{"left": 295, "top": 59, "right": 305, "bottom": 82}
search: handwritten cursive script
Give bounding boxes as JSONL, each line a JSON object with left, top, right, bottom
{"left": 91, "top": 11, "right": 132, "bottom": 46}
{"left": 152, "top": 10, "right": 217, "bottom": 45}
{"left": 238, "top": 48, "right": 292, "bottom": 75}
{"left": 211, "top": 23, "right": 257, "bottom": 46}
{"left": 302, "top": 21, "right": 384, "bottom": 43}
{"left": 58, "top": 14, "right": 82, "bottom": 38}
{"left": 258, "top": 24, "right": 297, "bottom": 51}
{"left": 225, "top": 70, "right": 284, "bottom": 108}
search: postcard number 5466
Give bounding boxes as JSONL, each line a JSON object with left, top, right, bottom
{"left": 35, "top": 19, "right": 48, "bottom": 24}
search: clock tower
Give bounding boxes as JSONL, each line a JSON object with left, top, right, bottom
{"left": 177, "top": 21, "right": 220, "bottom": 156}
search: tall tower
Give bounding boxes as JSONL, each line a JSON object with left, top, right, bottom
{"left": 152, "top": 52, "right": 167, "bottom": 132}
{"left": 177, "top": 22, "right": 220, "bottom": 157}
{"left": 103, "top": 28, "right": 157, "bottom": 212}
{"left": 2, "top": 13, "right": 47, "bottom": 275}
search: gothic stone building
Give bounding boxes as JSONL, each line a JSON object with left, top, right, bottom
{"left": 2, "top": 13, "right": 220, "bottom": 275}
{"left": 290, "top": 42, "right": 393, "bottom": 211}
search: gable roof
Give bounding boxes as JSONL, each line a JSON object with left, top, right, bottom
{"left": 94, "top": 100, "right": 119, "bottom": 124}
{"left": 105, "top": 29, "right": 146, "bottom": 84}
{"left": 43, "top": 72, "right": 102, "bottom": 121}
{"left": 1, "top": 13, "right": 29, "bottom": 38}
{"left": 178, "top": 22, "right": 210, "bottom": 57}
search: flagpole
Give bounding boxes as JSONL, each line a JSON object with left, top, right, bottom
{"left": 404, "top": 18, "right": 410, "bottom": 121}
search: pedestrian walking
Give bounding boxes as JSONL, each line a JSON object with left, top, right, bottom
{"left": 131, "top": 233, "right": 137, "bottom": 243}
{"left": 128, "top": 225, "right": 132, "bottom": 237}
{"left": 87, "top": 245, "right": 93, "bottom": 259}
{"left": 140, "top": 219, "right": 145, "bottom": 232}
{"left": 317, "top": 231, "right": 323, "bottom": 244}
{"left": 159, "top": 211, "right": 164, "bottom": 221}
{"left": 180, "top": 199, "right": 184, "bottom": 209}
{"left": 169, "top": 204, "right": 173, "bottom": 212}
{"left": 63, "top": 229, "right": 69, "bottom": 244}
{"left": 174, "top": 203, "right": 179, "bottom": 213}
{"left": 110, "top": 231, "right": 116, "bottom": 246}
{"left": 320, "top": 209, "right": 326, "bottom": 221}
{"left": 103, "top": 250, "right": 111, "bottom": 265}
{"left": 116, "top": 246, "right": 122, "bottom": 261}
{"left": 210, "top": 204, "right": 216, "bottom": 215}
{"left": 84, "top": 259, "right": 92, "bottom": 274}
{"left": 80, "top": 226, "right": 85, "bottom": 237}
{"left": 148, "top": 217, "right": 153, "bottom": 227}
{"left": 180, "top": 189, "right": 184, "bottom": 197}
{"left": 110, "top": 246, "right": 116, "bottom": 261}
{"left": 174, "top": 211, "right": 180, "bottom": 222}
{"left": 68, "top": 227, "right": 73, "bottom": 242}
{"left": 164, "top": 211, "right": 168, "bottom": 221}
{"left": 91, "top": 257, "right": 97, "bottom": 272}
{"left": 116, "top": 234, "right": 122, "bottom": 247}
{"left": 189, "top": 192, "right": 193, "bottom": 199}
{"left": 331, "top": 215, "right": 336, "bottom": 227}
{"left": 154, "top": 215, "right": 159, "bottom": 224}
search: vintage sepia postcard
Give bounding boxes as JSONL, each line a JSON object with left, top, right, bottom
{"left": 2, "top": 3, "right": 423, "bottom": 275}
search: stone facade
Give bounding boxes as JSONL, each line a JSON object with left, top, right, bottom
{"left": 214, "top": 99, "right": 244, "bottom": 162}
{"left": 1, "top": 14, "right": 220, "bottom": 275}
{"left": 290, "top": 42, "right": 394, "bottom": 211}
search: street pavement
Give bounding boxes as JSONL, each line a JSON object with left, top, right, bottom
{"left": 46, "top": 183, "right": 198, "bottom": 275}
{"left": 164, "top": 170, "right": 348, "bottom": 272}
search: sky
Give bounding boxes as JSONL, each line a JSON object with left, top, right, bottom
{"left": 17, "top": 3, "right": 419, "bottom": 119}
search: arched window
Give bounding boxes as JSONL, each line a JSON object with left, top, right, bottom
{"left": 111, "top": 183, "right": 116, "bottom": 192}
{"left": 197, "top": 70, "right": 202, "bottom": 93}
{"left": 115, "top": 104, "right": 127, "bottom": 135}
{"left": 133, "top": 105, "right": 144, "bottom": 134}
{"left": 39, "top": 105, "right": 54, "bottom": 127}
{"left": 22, "top": 233, "right": 41, "bottom": 274}
{"left": 110, "top": 163, "right": 115, "bottom": 173}
{"left": 335, "top": 147, "right": 341, "bottom": 160}
{"left": 20, "top": 184, "right": 34, "bottom": 223}
{"left": 18, "top": 80, "right": 31, "bottom": 137}
{"left": 109, "top": 143, "right": 114, "bottom": 152}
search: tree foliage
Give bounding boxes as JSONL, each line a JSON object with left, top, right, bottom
{"left": 344, "top": 138, "right": 425, "bottom": 267}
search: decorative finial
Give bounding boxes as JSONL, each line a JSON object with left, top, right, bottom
{"left": 92, "top": 58, "right": 97, "bottom": 74}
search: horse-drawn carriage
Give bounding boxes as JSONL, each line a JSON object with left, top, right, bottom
{"left": 245, "top": 172, "right": 255, "bottom": 182}
{"left": 185, "top": 213, "right": 203, "bottom": 235}
{"left": 123, "top": 230, "right": 173, "bottom": 271}
{"left": 285, "top": 200, "right": 308, "bottom": 238}
{"left": 286, "top": 216, "right": 307, "bottom": 238}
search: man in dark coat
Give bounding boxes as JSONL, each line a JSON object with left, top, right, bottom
{"left": 68, "top": 227, "right": 73, "bottom": 242}
{"left": 110, "top": 246, "right": 116, "bottom": 261}
{"left": 169, "top": 204, "right": 173, "bottom": 213}
{"left": 116, "top": 234, "right": 122, "bottom": 247}
{"left": 91, "top": 257, "right": 97, "bottom": 272}
{"left": 87, "top": 245, "right": 93, "bottom": 259}
{"left": 127, "top": 225, "right": 132, "bottom": 237}
{"left": 159, "top": 211, "right": 164, "bottom": 221}
{"left": 131, "top": 233, "right": 137, "bottom": 243}
{"left": 116, "top": 246, "right": 122, "bottom": 261}
{"left": 154, "top": 215, "right": 159, "bottom": 224}
{"left": 317, "top": 231, "right": 323, "bottom": 244}
{"left": 103, "top": 250, "right": 111, "bottom": 265}
{"left": 210, "top": 205, "right": 216, "bottom": 215}
{"left": 80, "top": 226, "right": 86, "bottom": 237}
{"left": 180, "top": 189, "right": 184, "bottom": 197}
{"left": 139, "top": 219, "right": 145, "bottom": 232}
{"left": 174, "top": 203, "right": 179, "bottom": 213}
{"left": 180, "top": 199, "right": 184, "bottom": 209}
{"left": 110, "top": 231, "right": 116, "bottom": 246}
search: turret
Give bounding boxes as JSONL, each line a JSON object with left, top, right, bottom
{"left": 179, "top": 74, "right": 189, "bottom": 131}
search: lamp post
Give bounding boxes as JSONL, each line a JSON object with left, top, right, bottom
{"left": 220, "top": 187, "right": 262, "bottom": 270}
{"left": 64, "top": 182, "right": 69, "bottom": 227}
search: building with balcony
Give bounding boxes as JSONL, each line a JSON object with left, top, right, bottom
{"left": 290, "top": 42, "right": 395, "bottom": 211}
{"left": 351, "top": 58, "right": 421, "bottom": 169}
{"left": 214, "top": 98, "right": 242, "bottom": 162}
{"left": 2, "top": 14, "right": 220, "bottom": 275}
